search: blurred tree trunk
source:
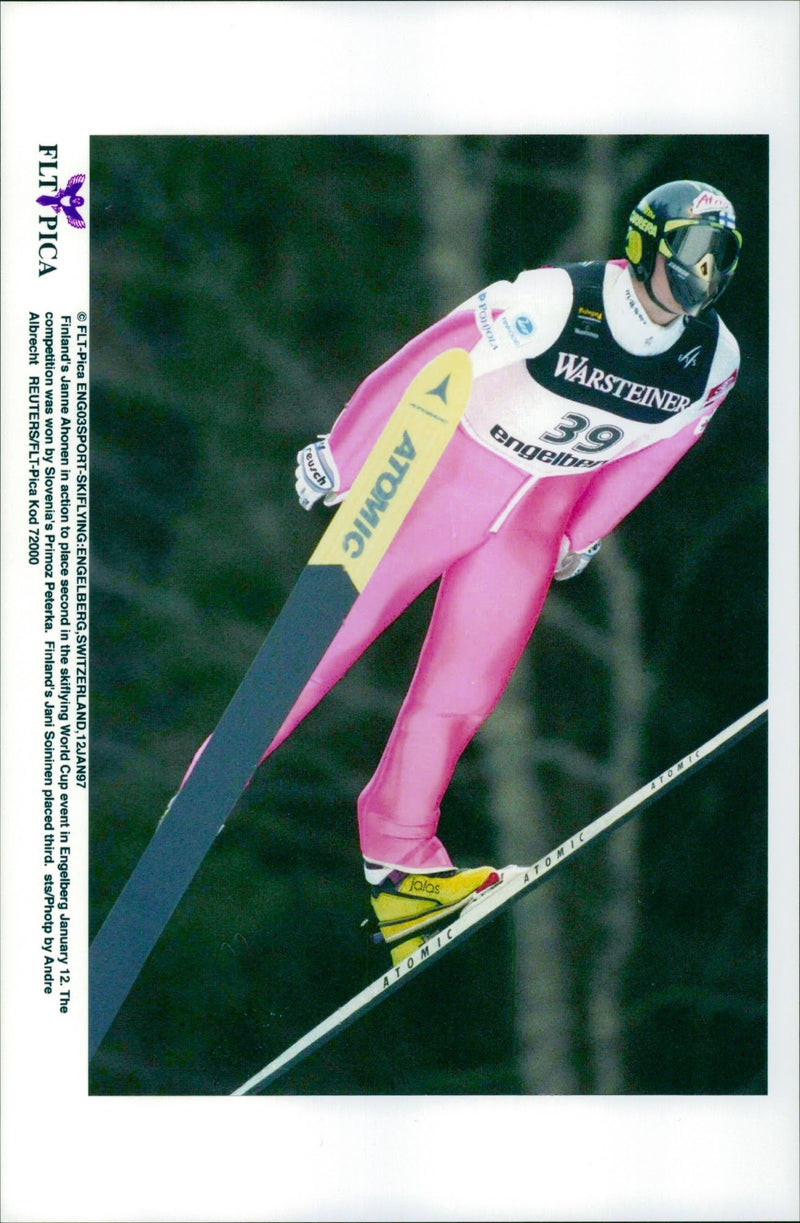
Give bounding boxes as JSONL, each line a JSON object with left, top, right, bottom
{"left": 551, "top": 536, "right": 650, "bottom": 1093}
{"left": 415, "top": 135, "right": 653, "bottom": 1094}
{"left": 480, "top": 649, "right": 579, "bottom": 1090}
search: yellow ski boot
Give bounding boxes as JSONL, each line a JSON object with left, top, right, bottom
{"left": 368, "top": 865, "right": 501, "bottom": 966}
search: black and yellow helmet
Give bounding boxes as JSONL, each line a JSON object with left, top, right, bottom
{"left": 625, "top": 180, "right": 742, "bottom": 316}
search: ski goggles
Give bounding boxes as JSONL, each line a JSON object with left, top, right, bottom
{"left": 659, "top": 219, "right": 742, "bottom": 277}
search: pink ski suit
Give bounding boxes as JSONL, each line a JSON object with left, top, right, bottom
{"left": 188, "top": 259, "right": 740, "bottom": 873}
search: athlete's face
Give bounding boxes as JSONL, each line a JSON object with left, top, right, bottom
{"left": 646, "top": 254, "right": 687, "bottom": 321}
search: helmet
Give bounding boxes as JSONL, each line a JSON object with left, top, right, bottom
{"left": 625, "top": 180, "right": 742, "bottom": 316}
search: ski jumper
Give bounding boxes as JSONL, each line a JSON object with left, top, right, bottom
{"left": 184, "top": 260, "right": 740, "bottom": 872}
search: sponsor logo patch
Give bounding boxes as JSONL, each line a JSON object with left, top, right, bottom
{"left": 630, "top": 211, "right": 658, "bottom": 238}
{"left": 489, "top": 423, "right": 603, "bottom": 470}
{"left": 551, "top": 351, "right": 691, "bottom": 413}
{"left": 409, "top": 879, "right": 441, "bottom": 895}
{"left": 703, "top": 369, "right": 738, "bottom": 408}
{"left": 677, "top": 345, "right": 703, "bottom": 370}
{"left": 475, "top": 290, "right": 499, "bottom": 350}
{"left": 342, "top": 431, "right": 416, "bottom": 559}
{"left": 691, "top": 189, "right": 733, "bottom": 216}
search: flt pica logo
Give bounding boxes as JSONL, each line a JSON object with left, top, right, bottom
{"left": 35, "top": 145, "right": 87, "bottom": 276}
{"left": 37, "top": 173, "right": 86, "bottom": 229}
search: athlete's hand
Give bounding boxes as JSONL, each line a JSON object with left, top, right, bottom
{"left": 553, "top": 536, "right": 601, "bottom": 581}
{"left": 295, "top": 436, "right": 341, "bottom": 510}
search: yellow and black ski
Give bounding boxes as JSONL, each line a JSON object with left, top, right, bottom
{"left": 231, "top": 700, "right": 767, "bottom": 1095}
{"left": 89, "top": 349, "right": 473, "bottom": 1059}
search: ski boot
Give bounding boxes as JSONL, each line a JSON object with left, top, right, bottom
{"left": 366, "top": 863, "right": 501, "bottom": 966}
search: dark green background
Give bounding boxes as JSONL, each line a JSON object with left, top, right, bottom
{"left": 89, "top": 135, "right": 767, "bottom": 1095}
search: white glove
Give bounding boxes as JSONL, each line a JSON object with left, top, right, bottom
{"left": 295, "top": 436, "right": 341, "bottom": 511}
{"left": 553, "top": 536, "right": 601, "bottom": 581}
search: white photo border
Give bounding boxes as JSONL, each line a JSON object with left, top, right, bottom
{"left": 2, "top": 3, "right": 797, "bottom": 1221}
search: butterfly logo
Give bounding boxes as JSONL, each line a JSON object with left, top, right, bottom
{"left": 37, "top": 173, "right": 86, "bottom": 229}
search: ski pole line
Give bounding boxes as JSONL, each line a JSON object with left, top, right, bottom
{"left": 231, "top": 698, "right": 768, "bottom": 1096}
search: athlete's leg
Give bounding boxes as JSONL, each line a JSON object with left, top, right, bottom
{"left": 179, "top": 431, "right": 526, "bottom": 787}
{"left": 357, "top": 474, "right": 589, "bottom": 870}
{"left": 256, "top": 432, "right": 541, "bottom": 765}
